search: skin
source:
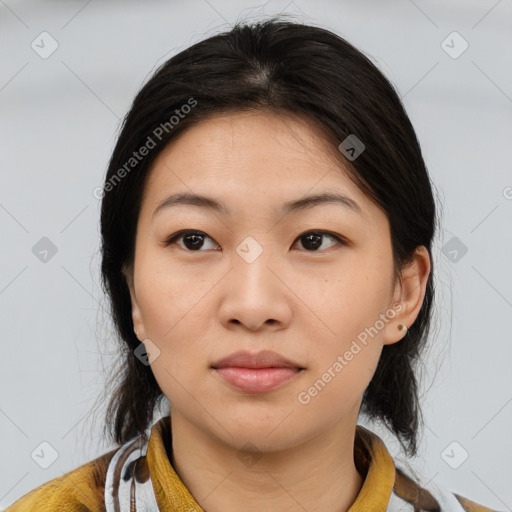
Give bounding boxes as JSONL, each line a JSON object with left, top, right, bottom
{"left": 124, "top": 110, "right": 431, "bottom": 512}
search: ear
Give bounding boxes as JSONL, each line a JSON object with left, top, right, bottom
{"left": 383, "top": 245, "right": 431, "bottom": 346}
{"left": 122, "top": 263, "right": 146, "bottom": 340}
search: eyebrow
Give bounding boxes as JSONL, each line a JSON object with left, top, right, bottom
{"left": 152, "top": 191, "right": 363, "bottom": 220}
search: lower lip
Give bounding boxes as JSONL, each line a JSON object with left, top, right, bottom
{"left": 213, "top": 367, "right": 302, "bottom": 393}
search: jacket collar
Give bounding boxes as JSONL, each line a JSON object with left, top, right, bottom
{"left": 145, "top": 415, "right": 396, "bottom": 511}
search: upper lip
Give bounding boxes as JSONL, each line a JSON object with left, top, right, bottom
{"left": 211, "top": 350, "right": 304, "bottom": 369}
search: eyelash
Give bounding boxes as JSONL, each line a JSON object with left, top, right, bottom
{"left": 163, "top": 229, "right": 348, "bottom": 253}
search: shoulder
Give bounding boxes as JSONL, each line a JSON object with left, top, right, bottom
{"left": 4, "top": 447, "right": 118, "bottom": 512}
{"left": 391, "top": 466, "right": 501, "bottom": 512}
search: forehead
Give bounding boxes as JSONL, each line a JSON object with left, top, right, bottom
{"left": 139, "top": 110, "right": 380, "bottom": 223}
{"left": 148, "top": 111, "right": 349, "bottom": 186}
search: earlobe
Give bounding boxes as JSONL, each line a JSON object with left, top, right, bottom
{"left": 383, "top": 246, "right": 431, "bottom": 345}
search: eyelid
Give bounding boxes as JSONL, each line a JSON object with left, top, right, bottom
{"left": 164, "top": 229, "right": 349, "bottom": 251}
{"left": 164, "top": 229, "right": 220, "bottom": 249}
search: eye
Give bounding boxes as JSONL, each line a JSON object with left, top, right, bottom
{"left": 293, "top": 231, "right": 347, "bottom": 252}
{"left": 164, "top": 230, "right": 347, "bottom": 252}
{"left": 164, "top": 230, "right": 220, "bottom": 251}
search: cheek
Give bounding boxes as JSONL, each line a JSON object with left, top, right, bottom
{"left": 296, "top": 335, "right": 383, "bottom": 420}
{"left": 146, "top": 325, "right": 206, "bottom": 411}
{"left": 297, "top": 264, "right": 393, "bottom": 350}
{"left": 134, "top": 280, "right": 211, "bottom": 405}
{"left": 293, "top": 259, "right": 391, "bottom": 398}
{"left": 135, "top": 256, "right": 212, "bottom": 341}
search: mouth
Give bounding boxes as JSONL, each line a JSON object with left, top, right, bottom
{"left": 211, "top": 350, "right": 304, "bottom": 370}
{"left": 211, "top": 350, "right": 305, "bottom": 393}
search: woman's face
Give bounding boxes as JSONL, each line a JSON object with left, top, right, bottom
{"left": 125, "top": 110, "right": 429, "bottom": 451}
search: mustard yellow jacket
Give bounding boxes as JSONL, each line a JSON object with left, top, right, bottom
{"left": 4, "top": 415, "right": 499, "bottom": 511}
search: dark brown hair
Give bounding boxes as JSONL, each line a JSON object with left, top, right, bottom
{"left": 99, "top": 16, "right": 438, "bottom": 456}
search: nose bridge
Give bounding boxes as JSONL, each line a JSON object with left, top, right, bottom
{"left": 232, "top": 234, "right": 277, "bottom": 289}
{"left": 228, "top": 233, "right": 287, "bottom": 306}
{"left": 235, "top": 235, "right": 267, "bottom": 267}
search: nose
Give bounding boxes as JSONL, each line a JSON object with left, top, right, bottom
{"left": 217, "top": 240, "right": 293, "bottom": 332}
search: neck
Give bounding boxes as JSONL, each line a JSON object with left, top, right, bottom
{"left": 169, "top": 411, "right": 364, "bottom": 512}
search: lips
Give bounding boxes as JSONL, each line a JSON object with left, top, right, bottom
{"left": 211, "top": 350, "right": 304, "bottom": 370}
{"left": 211, "top": 350, "right": 305, "bottom": 393}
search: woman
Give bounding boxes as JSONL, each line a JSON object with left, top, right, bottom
{"left": 6, "top": 17, "right": 499, "bottom": 512}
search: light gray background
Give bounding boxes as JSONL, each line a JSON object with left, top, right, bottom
{"left": 1, "top": 0, "right": 511, "bottom": 510}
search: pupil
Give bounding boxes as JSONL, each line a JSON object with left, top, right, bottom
{"left": 184, "top": 234, "right": 203, "bottom": 250}
{"left": 304, "top": 233, "right": 322, "bottom": 250}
